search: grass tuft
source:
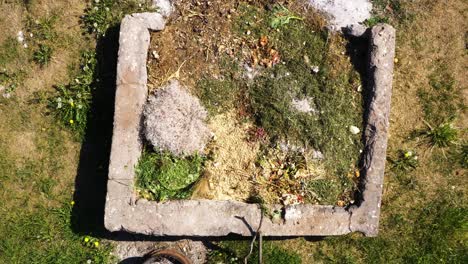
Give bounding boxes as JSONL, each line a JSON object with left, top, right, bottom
{"left": 423, "top": 122, "right": 459, "bottom": 148}
{"left": 33, "top": 44, "right": 53, "bottom": 66}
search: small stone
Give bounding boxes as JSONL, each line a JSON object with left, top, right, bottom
{"left": 312, "top": 150, "right": 324, "bottom": 160}
{"left": 349, "top": 125, "right": 360, "bottom": 135}
{"left": 357, "top": 85, "right": 362, "bottom": 92}
{"left": 17, "top": 31, "right": 24, "bottom": 43}
{"left": 151, "top": 50, "right": 160, "bottom": 59}
{"left": 311, "top": 65, "right": 319, "bottom": 73}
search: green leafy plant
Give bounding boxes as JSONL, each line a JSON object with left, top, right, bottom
{"left": 388, "top": 149, "right": 419, "bottom": 172}
{"left": 33, "top": 44, "right": 53, "bottom": 66}
{"left": 364, "top": 16, "right": 389, "bottom": 27}
{"left": 50, "top": 50, "right": 96, "bottom": 137}
{"left": 135, "top": 150, "right": 204, "bottom": 202}
{"left": 423, "top": 122, "right": 459, "bottom": 147}
{"left": 270, "top": 5, "right": 303, "bottom": 29}
{"left": 0, "top": 69, "right": 24, "bottom": 96}
{"left": 25, "top": 15, "right": 58, "bottom": 41}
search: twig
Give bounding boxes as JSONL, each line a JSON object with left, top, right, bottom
{"left": 165, "top": 59, "right": 188, "bottom": 82}
{"left": 244, "top": 212, "right": 264, "bottom": 264}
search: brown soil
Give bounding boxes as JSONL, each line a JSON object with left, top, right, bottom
{"left": 147, "top": 0, "right": 240, "bottom": 91}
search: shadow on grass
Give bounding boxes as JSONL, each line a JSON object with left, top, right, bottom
{"left": 71, "top": 25, "right": 119, "bottom": 237}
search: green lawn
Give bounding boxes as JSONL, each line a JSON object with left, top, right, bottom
{"left": 0, "top": 0, "right": 466, "bottom": 263}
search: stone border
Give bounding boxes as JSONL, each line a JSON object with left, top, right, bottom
{"left": 104, "top": 13, "right": 395, "bottom": 237}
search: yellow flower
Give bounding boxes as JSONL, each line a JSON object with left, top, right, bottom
{"left": 94, "top": 241, "right": 99, "bottom": 247}
{"left": 404, "top": 151, "right": 413, "bottom": 158}
{"left": 84, "top": 237, "right": 90, "bottom": 242}
{"left": 70, "top": 102, "right": 75, "bottom": 107}
{"left": 70, "top": 201, "right": 75, "bottom": 205}
{"left": 69, "top": 119, "right": 74, "bottom": 124}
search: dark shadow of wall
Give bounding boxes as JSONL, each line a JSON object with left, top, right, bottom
{"left": 71, "top": 26, "right": 120, "bottom": 236}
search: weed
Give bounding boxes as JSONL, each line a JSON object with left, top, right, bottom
{"left": 25, "top": 15, "right": 58, "bottom": 42}
{"left": 50, "top": 50, "right": 96, "bottom": 138}
{"left": 0, "top": 69, "right": 24, "bottom": 96}
{"left": 33, "top": 44, "right": 53, "bottom": 66}
{"left": 388, "top": 149, "right": 419, "bottom": 172}
{"left": 270, "top": 5, "right": 303, "bottom": 29}
{"left": 135, "top": 150, "right": 205, "bottom": 202}
{"left": 364, "top": 16, "right": 389, "bottom": 27}
{"left": 388, "top": 149, "right": 419, "bottom": 187}
{"left": 82, "top": 0, "right": 155, "bottom": 37}
{"left": 423, "top": 122, "right": 459, "bottom": 148}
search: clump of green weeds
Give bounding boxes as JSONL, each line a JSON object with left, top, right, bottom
{"left": 364, "top": 16, "right": 390, "bottom": 27}
{"left": 25, "top": 15, "right": 58, "bottom": 42}
{"left": 25, "top": 15, "right": 58, "bottom": 67}
{"left": 422, "top": 122, "right": 459, "bottom": 148}
{"left": 388, "top": 149, "right": 419, "bottom": 172}
{"left": 50, "top": 50, "right": 96, "bottom": 138}
{"left": 135, "top": 150, "right": 205, "bottom": 202}
{"left": 388, "top": 149, "right": 419, "bottom": 187}
{"left": 82, "top": 0, "right": 155, "bottom": 37}
{"left": 33, "top": 44, "right": 53, "bottom": 66}
{"left": 0, "top": 69, "right": 24, "bottom": 96}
